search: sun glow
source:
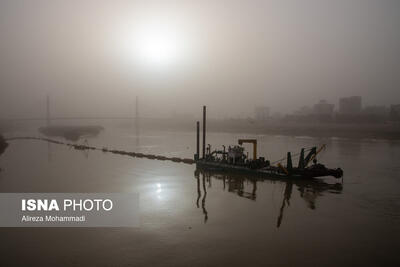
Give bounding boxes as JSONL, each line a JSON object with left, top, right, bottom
{"left": 136, "top": 25, "right": 180, "bottom": 65}
{"left": 119, "top": 19, "right": 185, "bottom": 68}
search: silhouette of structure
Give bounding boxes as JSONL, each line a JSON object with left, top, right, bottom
{"left": 202, "top": 106, "right": 206, "bottom": 159}
{"left": 339, "top": 96, "right": 362, "bottom": 114}
{"left": 46, "top": 94, "right": 51, "bottom": 127}
{"left": 135, "top": 96, "right": 140, "bottom": 148}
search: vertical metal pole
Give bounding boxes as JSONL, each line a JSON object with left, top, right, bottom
{"left": 196, "top": 121, "right": 200, "bottom": 160}
{"left": 46, "top": 94, "right": 50, "bottom": 127}
{"left": 135, "top": 96, "right": 140, "bottom": 147}
{"left": 135, "top": 96, "right": 139, "bottom": 121}
{"left": 254, "top": 141, "right": 257, "bottom": 160}
{"left": 202, "top": 106, "right": 206, "bottom": 159}
{"left": 135, "top": 96, "right": 140, "bottom": 130}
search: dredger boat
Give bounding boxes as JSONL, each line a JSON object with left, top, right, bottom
{"left": 194, "top": 106, "right": 343, "bottom": 179}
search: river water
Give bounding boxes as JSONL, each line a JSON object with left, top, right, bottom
{"left": 0, "top": 126, "right": 399, "bottom": 266}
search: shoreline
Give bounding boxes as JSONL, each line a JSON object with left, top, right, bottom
{"left": 1, "top": 118, "right": 400, "bottom": 141}
{"left": 135, "top": 119, "right": 400, "bottom": 141}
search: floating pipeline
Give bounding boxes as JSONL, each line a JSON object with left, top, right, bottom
{"left": 5, "top": 137, "right": 195, "bottom": 165}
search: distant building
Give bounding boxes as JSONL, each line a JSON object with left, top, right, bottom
{"left": 294, "top": 106, "right": 313, "bottom": 116}
{"left": 313, "top": 100, "right": 334, "bottom": 116}
{"left": 339, "top": 96, "right": 362, "bottom": 114}
{"left": 363, "top": 105, "right": 387, "bottom": 116}
{"left": 390, "top": 104, "right": 400, "bottom": 121}
{"left": 359, "top": 105, "right": 388, "bottom": 123}
{"left": 254, "top": 106, "right": 270, "bottom": 121}
{"left": 271, "top": 112, "right": 283, "bottom": 120}
{"left": 287, "top": 103, "right": 334, "bottom": 123}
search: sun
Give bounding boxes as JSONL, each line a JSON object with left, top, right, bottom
{"left": 117, "top": 20, "right": 183, "bottom": 68}
{"left": 135, "top": 24, "right": 179, "bottom": 66}
{"left": 114, "top": 16, "right": 192, "bottom": 71}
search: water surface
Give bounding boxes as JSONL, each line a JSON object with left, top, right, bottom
{"left": 0, "top": 127, "right": 399, "bottom": 266}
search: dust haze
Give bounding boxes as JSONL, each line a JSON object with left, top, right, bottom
{"left": 1, "top": 0, "right": 399, "bottom": 119}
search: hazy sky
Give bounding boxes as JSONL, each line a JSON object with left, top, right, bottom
{"left": 0, "top": 0, "right": 399, "bottom": 119}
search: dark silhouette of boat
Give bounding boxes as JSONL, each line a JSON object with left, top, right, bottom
{"left": 195, "top": 106, "right": 343, "bottom": 179}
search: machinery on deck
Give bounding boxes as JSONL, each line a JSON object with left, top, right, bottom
{"left": 238, "top": 139, "right": 257, "bottom": 159}
{"left": 194, "top": 106, "right": 343, "bottom": 179}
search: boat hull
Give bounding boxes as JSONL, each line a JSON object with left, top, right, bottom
{"left": 196, "top": 160, "right": 343, "bottom": 179}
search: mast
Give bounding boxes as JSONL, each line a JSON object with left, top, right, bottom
{"left": 202, "top": 106, "right": 206, "bottom": 159}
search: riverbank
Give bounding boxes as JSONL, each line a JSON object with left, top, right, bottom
{"left": 208, "top": 121, "right": 400, "bottom": 140}
{"left": 2, "top": 118, "right": 400, "bottom": 140}
{"left": 132, "top": 118, "right": 400, "bottom": 140}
